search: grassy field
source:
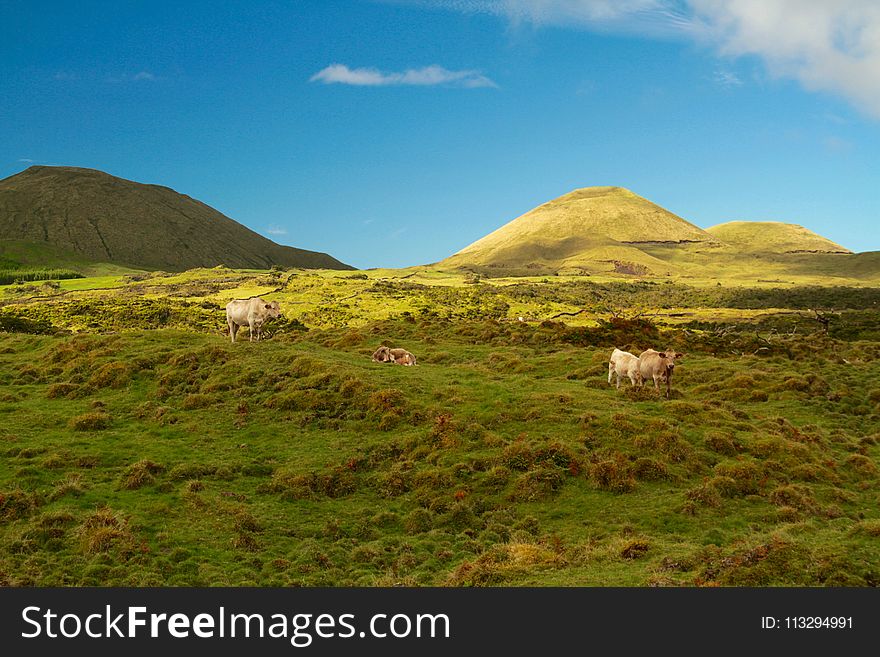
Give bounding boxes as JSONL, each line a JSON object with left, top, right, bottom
{"left": 0, "top": 267, "right": 879, "bottom": 586}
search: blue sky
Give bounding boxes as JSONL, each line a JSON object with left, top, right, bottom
{"left": 2, "top": 0, "right": 878, "bottom": 268}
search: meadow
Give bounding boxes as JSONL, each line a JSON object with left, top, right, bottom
{"left": 0, "top": 267, "right": 878, "bottom": 586}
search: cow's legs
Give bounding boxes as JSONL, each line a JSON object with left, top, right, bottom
{"left": 228, "top": 320, "right": 238, "bottom": 343}
{"left": 608, "top": 363, "right": 614, "bottom": 385}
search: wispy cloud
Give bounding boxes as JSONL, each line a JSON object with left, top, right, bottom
{"left": 107, "top": 70, "right": 159, "bottom": 83}
{"left": 18, "top": 158, "right": 34, "bottom": 164}
{"left": 265, "top": 226, "right": 288, "bottom": 236}
{"left": 417, "top": 0, "right": 692, "bottom": 36}
{"left": 823, "top": 135, "right": 854, "bottom": 154}
{"left": 310, "top": 64, "right": 497, "bottom": 88}
{"left": 53, "top": 71, "right": 78, "bottom": 81}
{"left": 420, "top": 0, "right": 880, "bottom": 118}
{"left": 713, "top": 69, "right": 742, "bottom": 89}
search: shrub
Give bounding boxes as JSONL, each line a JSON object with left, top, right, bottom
{"left": 167, "top": 463, "right": 219, "bottom": 481}
{"left": 632, "top": 457, "right": 668, "bottom": 481}
{"left": 88, "top": 362, "right": 132, "bottom": 389}
{"left": 768, "top": 485, "right": 817, "bottom": 512}
{"left": 403, "top": 508, "right": 433, "bottom": 535}
{"left": 75, "top": 508, "right": 134, "bottom": 554}
{"left": 621, "top": 539, "right": 650, "bottom": 560}
{"left": 181, "top": 394, "right": 217, "bottom": 410}
{"left": 589, "top": 454, "right": 635, "bottom": 493}
{"left": 46, "top": 383, "right": 80, "bottom": 399}
{"left": 510, "top": 466, "right": 567, "bottom": 501}
{"left": 368, "top": 389, "right": 405, "bottom": 413}
{"left": 713, "top": 460, "right": 763, "bottom": 495}
{"left": 119, "top": 460, "right": 164, "bottom": 490}
{"left": 69, "top": 411, "right": 110, "bottom": 431}
{"left": 0, "top": 488, "right": 42, "bottom": 521}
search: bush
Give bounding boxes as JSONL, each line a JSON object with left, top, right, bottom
{"left": 119, "top": 460, "right": 164, "bottom": 490}
{"left": 510, "top": 466, "right": 567, "bottom": 501}
{"left": 88, "top": 362, "right": 132, "bottom": 389}
{"left": 69, "top": 411, "right": 110, "bottom": 431}
{"left": 589, "top": 454, "right": 635, "bottom": 493}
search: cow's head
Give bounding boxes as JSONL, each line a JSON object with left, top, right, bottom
{"left": 264, "top": 301, "right": 282, "bottom": 319}
{"left": 656, "top": 350, "right": 683, "bottom": 374}
{"left": 371, "top": 346, "right": 392, "bottom": 362}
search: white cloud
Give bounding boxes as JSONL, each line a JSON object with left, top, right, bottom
{"left": 310, "top": 64, "right": 497, "bottom": 88}
{"left": 132, "top": 71, "right": 157, "bottom": 81}
{"left": 689, "top": 1, "right": 880, "bottom": 118}
{"left": 53, "top": 71, "right": 78, "bottom": 81}
{"left": 265, "top": 226, "right": 288, "bottom": 236}
{"left": 425, "top": 0, "right": 880, "bottom": 118}
{"left": 18, "top": 158, "right": 34, "bottom": 163}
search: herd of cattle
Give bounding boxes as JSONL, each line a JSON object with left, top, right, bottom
{"left": 225, "top": 296, "right": 682, "bottom": 396}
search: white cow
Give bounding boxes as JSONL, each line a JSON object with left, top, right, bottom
{"left": 226, "top": 297, "right": 281, "bottom": 343}
{"left": 638, "top": 348, "right": 684, "bottom": 398}
{"left": 371, "top": 346, "right": 418, "bottom": 366}
{"left": 608, "top": 348, "right": 642, "bottom": 389}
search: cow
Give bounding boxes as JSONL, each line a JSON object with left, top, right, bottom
{"left": 226, "top": 297, "right": 281, "bottom": 343}
{"left": 608, "top": 348, "right": 642, "bottom": 389}
{"left": 371, "top": 346, "right": 418, "bottom": 366}
{"left": 638, "top": 348, "right": 684, "bottom": 398}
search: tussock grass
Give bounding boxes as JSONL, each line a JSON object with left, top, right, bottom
{"left": 0, "top": 271, "right": 877, "bottom": 586}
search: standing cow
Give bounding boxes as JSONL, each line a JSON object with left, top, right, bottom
{"left": 638, "top": 348, "right": 683, "bottom": 398}
{"left": 226, "top": 297, "right": 281, "bottom": 343}
{"left": 608, "top": 348, "right": 642, "bottom": 389}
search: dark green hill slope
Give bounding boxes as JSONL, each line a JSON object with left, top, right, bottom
{"left": 0, "top": 166, "right": 351, "bottom": 271}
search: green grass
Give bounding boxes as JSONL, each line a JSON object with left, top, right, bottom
{"left": 0, "top": 302, "right": 878, "bottom": 586}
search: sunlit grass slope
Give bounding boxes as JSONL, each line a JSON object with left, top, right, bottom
{"left": 707, "top": 221, "right": 852, "bottom": 254}
{"left": 0, "top": 320, "right": 878, "bottom": 586}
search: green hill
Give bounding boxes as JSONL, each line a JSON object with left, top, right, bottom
{"left": 0, "top": 166, "right": 352, "bottom": 271}
{"left": 439, "top": 185, "right": 878, "bottom": 284}
{"left": 441, "top": 186, "right": 718, "bottom": 274}
{"left": 706, "top": 221, "right": 851, "bottom": 254}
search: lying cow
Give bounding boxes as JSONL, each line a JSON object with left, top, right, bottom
{"left": 608, "top": 348, "right": 642, "bottom": 389}
{"left": 638, "top": 348, "right": 683, "bottom": 398}
{"left": 371, "top": 346, "right": 418, "bottom": 366}
{"left": 226, "top": 297, "right": 281, "bottom": 343}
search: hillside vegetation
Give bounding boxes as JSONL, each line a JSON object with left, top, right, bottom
{"left": 0, "top": 166, "right": 351, "bottom": 271}
{"left": 442, "top": 186, "right": 717, "bottom": 274}
{"left": 707, "top": 222, "right": 851, "bottom": 254}
{"left": 440, "top": 185, "right": 875, "bottom": 283}
{"left": 0, "top": 267, "right": 878, "bottom": 586}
